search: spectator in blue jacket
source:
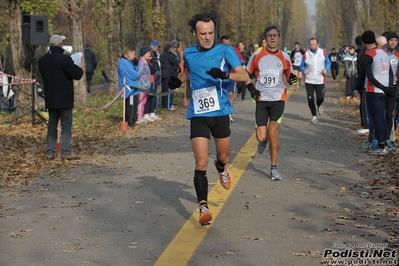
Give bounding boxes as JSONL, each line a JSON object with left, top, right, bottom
{"left": 118, "top": 47, "right": 140, "bottom": 127}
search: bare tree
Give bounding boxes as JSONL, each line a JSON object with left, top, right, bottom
{"left": 8, "top": 0, "right": 34, "bottom": 113}
{"left": 60, "top": 0, "right": 87, "bottom": 104}
{"left": 0, "top": 1, "right": 8, "bottom": 72}
{"left": 133, "top": 1, "right": 146, "bottom": 50}
{"left": 105, "top": 0, "right": 125, "bottom": 95}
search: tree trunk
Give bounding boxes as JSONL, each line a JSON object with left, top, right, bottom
{"left": 106, "top": 0, "right": 123, "bottom": 95}
{"left": 133, "top": 1, "right": 146, "bottom": 51}
{"left": 152, "top": 0, "right": 164, "bottom": 41}
{"left": 66, "top": 0, "right": 87, "bottom": 104}
{"left": 9, "top": 0, "right": 34, "bottom": 113}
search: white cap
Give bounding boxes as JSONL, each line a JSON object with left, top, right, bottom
{"left": 49, "top": 35, "right": 66, "bottom": 45}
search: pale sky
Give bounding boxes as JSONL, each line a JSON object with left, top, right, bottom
{"left": 304, "top": 0, "right": 316, "bottom": 15}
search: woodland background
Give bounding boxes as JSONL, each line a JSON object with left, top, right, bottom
{"left": 1, "top": 0, "right": 399, "bottom": 110}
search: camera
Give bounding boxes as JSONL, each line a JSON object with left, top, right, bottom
{"left": 37, "top": 82, "right": 45, "bottom": 98}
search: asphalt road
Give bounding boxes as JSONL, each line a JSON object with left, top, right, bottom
{"left": 1, "top": 81, "right": 398, "bottom": 266}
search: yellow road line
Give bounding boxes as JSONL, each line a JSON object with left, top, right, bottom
{"left": 154, "top": 87, "right": 296, "bottom": 266}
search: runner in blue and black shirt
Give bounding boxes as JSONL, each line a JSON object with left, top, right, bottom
{"left": 167, "top": 11, "right": 250, "bottom": 225}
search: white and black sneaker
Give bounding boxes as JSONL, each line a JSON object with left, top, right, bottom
{"left": 368, "top": 148, "right": 388, "bottom": 156}
{"left": 317, "top": 105, "right": 323, "bottom": 115}
{"left": 311, "top": 116, "right": 318, "bottom": 123}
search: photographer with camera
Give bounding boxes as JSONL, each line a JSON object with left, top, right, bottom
{"left": 38, "top": 34, "right": 83, "bottom": 160}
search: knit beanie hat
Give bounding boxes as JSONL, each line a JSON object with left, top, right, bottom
{"left": 355, "top": 35, "right": 362, "bottom": 46}
{"left": 386, "top": 32, "right": 399, "bottom": 41}
{"left": 164, "top": 42, "right": 173, "bottom": 51}
{"left": 362, "top": 31, "right": 376, "bottom": 44}
{"left": 140, "top": 47, "right": 150, "bottom": 56}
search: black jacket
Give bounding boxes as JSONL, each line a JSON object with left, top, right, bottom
{"left": 160, "top": 50, "right": 180, "bottom": 79}
{"left": 328, "top": 52, "right": 341, "bottom": 64}
{"left": 84, "top": 49, "right": 97, "bottom": 73}
{"left": 150, "top": 50, "right": 161, "bottom": 82}
{"left": 355, "top": 45, "right": 366, "bottom": 73}
{"left": 38, "top": 46, "right": 83, "bottom": 109}
{"left": 355, "top": 45, "right": 366, "bottom": 90}
{"left": 290, "top": 49, "right": 305, "bottom": 63}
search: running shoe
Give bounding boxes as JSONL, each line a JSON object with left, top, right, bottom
{"left": 45, "top": 153, "right": 55, "bottom": 160}
{"left": 270, "top": 168, "right": 282, "bottom": 180}
{"left": 143, "top": 114, "right": 154, "bottom": 122}
{"left": 136, "top": 118, "right": 147, "bottom": 124}
{"left": 371, "top": 139, "right": 378, "bottom": 149}
{"left": 311, "top": 116, "right": 318, "bottom": 123}
{"left": 361, "top": 142, "right": 372, "bottom": 149}
{"left": 199, "top": 204, "right": 212, "bottom": 225}
{"left": 368, "top": 148, "right": 388, "bottom": 156}
{"left": 214, "top": 160, "right": 231, "bottom": 189}
{"left": 149, "top": 113, "right": 160, "bottom": 120}
{"left": 317, "top": 105, "right": 324, "bottom": 115}
{"left": 257, "top": 140, "right": 269, "bottom": 154}
{"left": 386, "top": 140, "right": 395, "bottom": 150}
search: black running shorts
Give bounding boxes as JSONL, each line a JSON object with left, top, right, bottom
{"left": 255, "top": 101, "right": 285, "bottom": 127}
{"left": 190, "top": 115, "right": 231, "bottom": 139}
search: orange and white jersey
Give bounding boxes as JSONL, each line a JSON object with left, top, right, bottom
{"left": 247, "top": 48, "right": 293, "bottom": 101}
{"left": 365, "top": 47, "right": 390, "bottom": 94}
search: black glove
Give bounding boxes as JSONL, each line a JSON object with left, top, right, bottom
{"left": 132, "top": 58, "right": 139, "bottom": 65}
{"left": 168, "top": 76, "right": 182, "bottom": 89}
{"left": 247, "top": 83, "right": 261, "bottom": 102}
{"left": 384, "top": 86, "right": 396, "bottom": 98}
{"left": 205, "top": 68, "right": 230, "bottom": 79}
{"left": 289, "top": 73, "right": 298, "bottom": 85}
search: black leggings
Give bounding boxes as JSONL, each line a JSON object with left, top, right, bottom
{"left": 305, "top": 83, "right": 325, "bottom": 116}
{"left": 144, "top": 82, "right": 157, "bottom": 114}
{"left": 161, "top": 78, "right": 174, "bottom": 108}
{"left": 125, "top": 95, "right": 138, "bottom": 125}
{"left": 331, "top": 62, "right": 339, "bottom": 80}
{"left": 144, "top": 95, "right": 156, "bottom": 114}
{"left": 367, "top": 93, "right": 387, "bottom": 143}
